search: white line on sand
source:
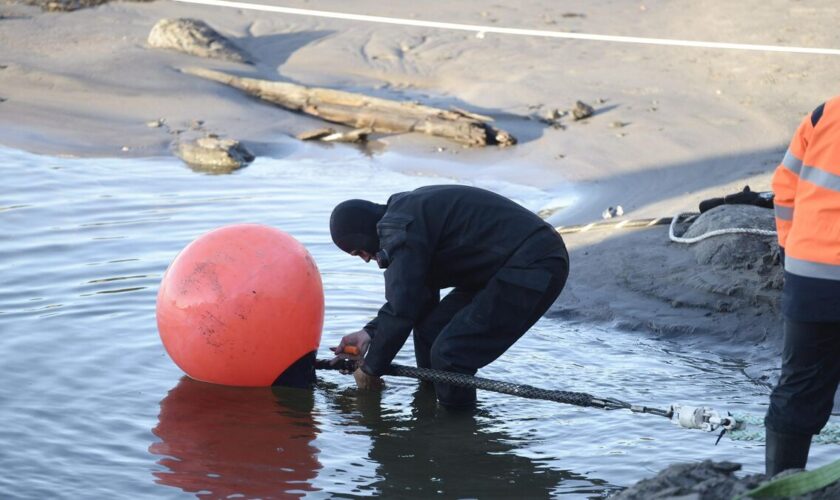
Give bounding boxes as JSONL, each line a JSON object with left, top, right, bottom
{"left": 172, "top": 0, "right": 840, "bottom": 56}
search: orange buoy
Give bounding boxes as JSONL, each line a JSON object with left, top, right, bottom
{"left": 156, "top": 224, "right": 324, "bottom": 387}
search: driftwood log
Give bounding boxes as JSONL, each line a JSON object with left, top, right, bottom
{"left": 182, "top": 67, "right": 516, "bottom": 147}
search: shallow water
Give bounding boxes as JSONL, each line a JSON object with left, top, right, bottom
{"left": 0, "top": 146, "right": 834, "bottom": 499}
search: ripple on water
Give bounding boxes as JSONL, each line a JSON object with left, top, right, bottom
{"left": 0, "top": 147, "right": 821, "bottom": 500}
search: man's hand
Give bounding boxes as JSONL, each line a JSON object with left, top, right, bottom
{"left": 331, "top": 329, "right": 371, "bottom": 360}
{"left": 330, "top": 329, "right": 372, "bottom": 373}
{"left": 330, "top": 330, "right": 383, "bottom": 389}
{"left": 354, "top": 367, "right": 384, "bottom": 390}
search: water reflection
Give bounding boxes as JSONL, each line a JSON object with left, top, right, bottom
{"left": 326, "top": 385, "right": 610, "bottom": 498}
{"left": 150, "top": 377, "right": 322, "bottom": 498}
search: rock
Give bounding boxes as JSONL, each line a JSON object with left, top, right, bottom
{"left": 297, "top": 127, "right": 337, "bottom": 141}
{"left": 615, "top": 460, "right": 840, "bottom": 500}
{"left": 680, "top": 205, "right": 777, "bottom": 268}
{"left": 175, "top": 136, "right": 254, "bottom": 172}
{"left": 611, "top": 460, "right": 763, "bottom": 500}
{"left": 493, "top": 129, "right": 517, "bottom": 147}
{"left": 321, "top": 128, "right": 371, "bottom": 143}
{"left": 147, "top": 18, "right": 252, "bottom": 64}
{"left": 537, "top": 108, "right": 567, "bottom": 129}
{"left": 572, "top": 100, "right": 595, "bottom": 120}
{"left": 674, "top": 205, "right": 783, "bottom": 292}
{"left": 537, "top": 206, "right": 564, "bottom": 220}
{"left": 297, "top": 127, "right": 371, "bottom": 144}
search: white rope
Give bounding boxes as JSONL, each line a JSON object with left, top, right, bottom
{"left": 170, "top": 0, "right": 840, "bottom": 56}
{"left": 668, "top": 212, "right": 776, "bottom": 244}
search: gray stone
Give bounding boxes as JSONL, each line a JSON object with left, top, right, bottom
{"left": 611, "top": 460, "right": 763, "bottom": 500}
{"left": 614, "top": 460, "right": 840, "bottom": 499}
{"left": 175, "top": 136, "right": 254, "bottom": 172}
{"left": 680, "top": 205, "right": 777, "bottom": 267}
{"left": 148, "top": 18, "right": 252, "bottom": 64}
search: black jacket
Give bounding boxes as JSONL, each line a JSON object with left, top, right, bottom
{"left": 362, "top": 185, "right": 558, "bottom": 376}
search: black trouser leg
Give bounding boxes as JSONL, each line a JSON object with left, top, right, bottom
{"left": 413, "top": 288, "right": 475, "bottom": 394}
{"left": 430, "top": 255, "right": 569, "bottom": 409}
{"left": 413, "top": 288, "right": 475, "bottom": 370}
{"left": 765, "top": 320, "right": 840, "bottom": 474}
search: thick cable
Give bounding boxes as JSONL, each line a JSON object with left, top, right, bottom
{"left": 315, "top": 360, "right": 840, "bottom": 443}
{"left": 317, "top": 359, "right": 668, "bottom": 416}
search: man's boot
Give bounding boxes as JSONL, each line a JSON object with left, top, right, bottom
{"left": 765, "top": 429, "right": 812, "bottom": 476}
{"left": 435, "top": 382, "right": 476, "bottom": 411}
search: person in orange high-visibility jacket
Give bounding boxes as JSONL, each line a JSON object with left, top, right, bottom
{"left": 765, "top": 97, "right": 840, "bottom": 476}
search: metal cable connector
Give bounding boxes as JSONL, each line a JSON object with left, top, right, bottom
{"left": 671, "top": 405, "right": 745, "bottom": 433}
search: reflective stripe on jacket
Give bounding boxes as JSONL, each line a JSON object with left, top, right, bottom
{"left": 772, "top": 98, "right": 840, "bottom": 321}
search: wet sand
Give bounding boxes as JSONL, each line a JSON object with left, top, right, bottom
{"left": 3, "top": 0, "right": 840, "bottom": 369}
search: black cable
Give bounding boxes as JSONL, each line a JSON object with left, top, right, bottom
{"left": 315, "top": 359, "right": 671, "bottom": 418}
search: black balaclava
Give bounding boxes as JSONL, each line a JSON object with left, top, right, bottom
{"left": 329, "top": 199, "right": 386, "bottom": 254}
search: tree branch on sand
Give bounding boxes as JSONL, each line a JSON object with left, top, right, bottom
{"left": 181, "top": 67, "right": 516, "bottom": 147}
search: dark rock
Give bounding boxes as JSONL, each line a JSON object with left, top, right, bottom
{"left": 572, "top": 100, "right": 594, "bottom": 120}
{"left": 615, "top": 460, "right": 840, "bottom": 500}
{"left": 611, "top": 460, "right": 764, "bottom": 500}
{"left": 147, "top": 18, "right": 252, "bottom": 64}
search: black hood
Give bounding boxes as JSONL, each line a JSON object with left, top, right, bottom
{"left": 329, "top": 199, "right": 386, "bottom": 254}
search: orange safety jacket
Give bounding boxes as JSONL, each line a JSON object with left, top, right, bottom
{"left": 772, "top": 98, "right": 840, "bottom": 321}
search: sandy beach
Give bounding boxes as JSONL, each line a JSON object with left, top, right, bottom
{"left": 3, "top": 0, "right": 840, "bottom": 400}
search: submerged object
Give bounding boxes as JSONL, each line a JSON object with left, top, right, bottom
{"left": 156, "top": 224, "right": 324, "bottom": 387}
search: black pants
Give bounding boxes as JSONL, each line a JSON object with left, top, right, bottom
{"left": 765, "top": 320, "right": 840, "bottom": 435}
{"left": 412, "top": 231, "right": 569, "bottom": 408}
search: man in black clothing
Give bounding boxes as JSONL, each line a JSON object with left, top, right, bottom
{"left": 329, "top": 185, "right": 569, "bottom": 408}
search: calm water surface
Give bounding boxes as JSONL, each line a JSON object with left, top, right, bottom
{"left": 1, "top": 146, "right": 832, "bottom": 499}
